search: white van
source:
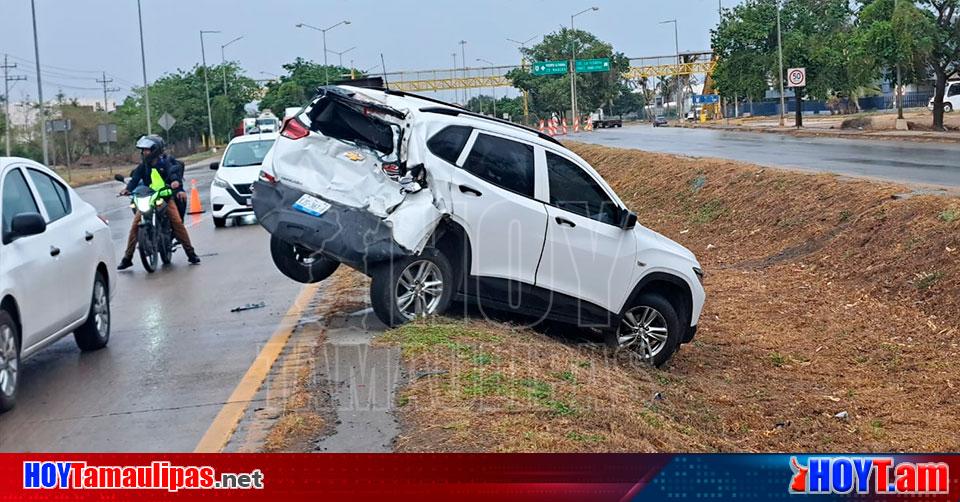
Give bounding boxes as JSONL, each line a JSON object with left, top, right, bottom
{"left": 928, "top": 81, "right": 960, "bottom": 113}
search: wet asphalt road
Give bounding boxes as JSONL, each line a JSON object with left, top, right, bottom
{"left": 569, "top": 125, "right": 960, "bottom": 188}
{"left": 0, "top": 163, "right": 303, "bottom": 452}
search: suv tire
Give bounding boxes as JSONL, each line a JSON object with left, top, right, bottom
{"left": 74, "top": 272, "right": 111, "bottom": 351}
{"left": 0, "top": 310, "right": 20, "bottom": 413}
{"left": 946, "top": 103, "right": 954, "bottom": 113}
{"left": 370, "top": 248, "right": 455, "bottom": 328}
{"left": 606, "top": 292, "right": 681, "bottom": 368}
{"left": 270, "top": 235, "right": 340, "bottom": 284}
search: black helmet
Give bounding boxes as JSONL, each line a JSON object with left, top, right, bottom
{"left": 136, "top": 135, "right": 165, "bottom": 163}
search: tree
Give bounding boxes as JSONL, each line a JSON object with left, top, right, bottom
{"left": 259, "top": 58, "right": 354, "bottom": 113}
{"left": 917, "top": 0, "right": 960, "bottom": 129}
{"left": 506, "top": 28, "right": 629, "bottom": 119}
{"left": 115, "top": 62, "right": 259, "bottom": 145}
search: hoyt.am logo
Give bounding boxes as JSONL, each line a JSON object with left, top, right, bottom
{"left": 789, "top": 457, "right": 949, "bottom": 495}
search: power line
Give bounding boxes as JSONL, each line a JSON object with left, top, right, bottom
{"left": 96, "top": 71, "right": 121, "bottom": 112}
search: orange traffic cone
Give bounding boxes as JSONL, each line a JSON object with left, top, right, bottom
{"left": 188, "top": 179, "right": 204, "bottom": 214}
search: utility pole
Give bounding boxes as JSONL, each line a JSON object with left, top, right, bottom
{"left": 137, "top": 0, "right": 152, "bottom": 135}
{"left": 3, "top": 55, "right": 27, "bottom": 157}
{"left": 30, "top": 0, "right": 48, "bottom": 164}
{"left": 508, "top": 36, "right": 538, "bottom": 125}
{"left": 200, "top": 30, "right": 220, "bottom": 148}
{"left": 451, "top": 53, "right": 458, "bottom": 105}
{"left": 459, "top": 40, "right": 468, "bottom": 107}
{"left": 776, "top": 0, "right": 786, "bottom": 127}
{"left": 96, "top": 71, "right": 119, "bottom": 154}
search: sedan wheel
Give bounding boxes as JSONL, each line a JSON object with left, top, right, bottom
{"left": 0, "top": 311, "right": 19, "bottom": 412}
{"left": 74, "top": 272, "right": 111, "bottom": 351}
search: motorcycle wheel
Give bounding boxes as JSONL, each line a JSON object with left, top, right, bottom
{"left": 138, "top": 226, "right": 159, "bottom": 273}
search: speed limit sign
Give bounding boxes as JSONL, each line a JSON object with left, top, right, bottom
{"left": 787, "top": 67, "right": 806, "bottom": 87}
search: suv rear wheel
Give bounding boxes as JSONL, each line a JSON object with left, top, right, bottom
{"left": 370, "top": 249, "right": 454, "bottom": 328}
{"left": 270, "top": 235, "right": 340, "bottom": 284}
{"left": 606, "top": 293, "right": 681, "bottom": 367}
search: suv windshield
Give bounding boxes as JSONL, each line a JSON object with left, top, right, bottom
{"left": 222, "top": 139, "right": 275, "bottom": 167}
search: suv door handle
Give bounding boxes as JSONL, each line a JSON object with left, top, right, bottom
{"left": 555, "top": 216, "right": 576, "bottom": 228}
{"left": 459, "top": 185, "right": 482, "bottom": 197}
{"left": 85, "top": 231, "right": 94, "bottom": 242}
{"left": 50, "top": 246, "right": 61, "bottom": 257}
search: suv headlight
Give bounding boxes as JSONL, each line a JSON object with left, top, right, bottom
{"left": 693, "top": 267, "right": 704, "bottom": 285}
{"left": 212, "top": 177, "right": 230, "bottom": 189}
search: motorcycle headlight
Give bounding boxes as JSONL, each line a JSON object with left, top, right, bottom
{"left": 135, "top": 196, "right": 153, "bottom": 213}
{"left": 213, "top": 177, "right": 230, "bottom": 189}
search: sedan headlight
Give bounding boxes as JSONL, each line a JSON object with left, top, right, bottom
{"left": 212, "top": 177, "right": 230, "bottom": 189}
{"left": 134, "top": 196, "right": 153, "bottom": 213}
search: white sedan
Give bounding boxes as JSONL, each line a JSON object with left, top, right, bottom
{"left": 0, "top": 157, "right": 116, "bottom": 412}
{"left": 209, "top": 133, "right": 277, "bottom": 228}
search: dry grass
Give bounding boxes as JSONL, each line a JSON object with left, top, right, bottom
{"left": 376, "top": 142, "right": 960, "bottom": 453}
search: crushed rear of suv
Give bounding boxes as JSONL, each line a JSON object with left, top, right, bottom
{"left": 253, "top": 85, "right": 705, "bottom": 366}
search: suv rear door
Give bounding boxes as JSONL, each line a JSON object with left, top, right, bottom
{"left": 440, "top": 128, "right": 548, "bottom": 289}
{"left": 535, "top": 150, "right": 637, "bottom": 324}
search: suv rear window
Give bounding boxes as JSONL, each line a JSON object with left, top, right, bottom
{"left": 427, "top": 126, "right": 472, "bottom": 165}
{"left": 462, "top": 133, "right": 535, "bottom": 198}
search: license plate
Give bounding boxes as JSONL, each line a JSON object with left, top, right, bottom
{"left": 292, "top": 194, "right": 331, "bottom": 217}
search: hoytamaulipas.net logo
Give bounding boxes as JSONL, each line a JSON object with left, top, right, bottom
{"left": 23, "top": 461, "right": 264, "bottom": 492}
{"left": 789, "top": 456, "right": 949, "bottom": 495}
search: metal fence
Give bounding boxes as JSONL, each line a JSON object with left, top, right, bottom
{"left": 724, "top": 92, "right": 934, "bottom": 118}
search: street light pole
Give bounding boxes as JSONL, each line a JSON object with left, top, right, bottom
{"left": 661, "top": 19, "right": 682, "bottom": 124}
{"left": 221, "top": 35, "right": 243, "bottom": 95}
{"left": 30, "top": 0, "right": 48, "bottom": 164}
{"left": 459, "top": 40, "right": 467, "bottom": 107}
{"left": 451, "top": 53, "right": 458, "bottom": 105}
{"left": 136, "top": 0, "right": 152, "bottom": 135}
{"left": 296, "top": 21, "right": 351, "bottom": 85}
{"left": 477, "top": 58, "right": 497, "bottom": 117}
{"left": 326, "top": 46, "right": 356, "bottom": 71}
{"left": 570, "top": 7, "right": 599, "bottom": 124}
{"left": 776, "top": 0, "right": 786, "bottom": 127}
{"left": 200, "top": 30, "right": 220, "bottom": 149}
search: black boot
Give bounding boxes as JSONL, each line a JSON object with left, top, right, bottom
{"left": 187, "top": 252, "right": 201, "bottom": 265}
{"left": 117, "top": 257, "right": 134, "bottom": 270}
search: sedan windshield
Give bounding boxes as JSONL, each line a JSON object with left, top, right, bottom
{"left": 222, "top": 139, "right": 275, "bottom": 167}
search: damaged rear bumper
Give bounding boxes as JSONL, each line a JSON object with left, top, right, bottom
{"left": 252, "top": 180, "right": 409, "bottom": 272}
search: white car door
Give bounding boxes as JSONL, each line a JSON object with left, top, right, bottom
{"left": 24, "top": 167, "right": 93, "bottom": 323}
{"left": 445, "top": 129, "right": 548, "bottom": 288}
{"left": 535, "top": 149, "right": 637, "bottom": 325}
{"left": 0, "top": 166, "right": 65, "bottom": 348}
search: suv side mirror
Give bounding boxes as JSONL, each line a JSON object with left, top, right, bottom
{"left": 620, "top": 209, "right": 638, "bottom": 230}
{"left": 209, "top": 162, "right": 220, "bottom": 170}
{"left": 9, "top": 213, "right": 47, "bottom": 240}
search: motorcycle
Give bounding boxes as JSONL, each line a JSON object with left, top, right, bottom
{"left": 114, "top": 174, "right": 176, "bottom": 273}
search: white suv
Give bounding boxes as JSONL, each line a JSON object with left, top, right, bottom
{"left": 0, "top": 158, "right": 116, "bottom": 411}
{"left": 253, "top": 86, "right": 705, "bottom": 366}
{"left": 928, "top": 80, "right": 959, "bottom": 113}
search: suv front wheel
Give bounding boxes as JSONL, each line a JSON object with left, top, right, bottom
{"left": 370, "top": 249, "right": 455, "bottom": 328}
{"left": 607, "top": 293, "right": 682, "bottom": 367}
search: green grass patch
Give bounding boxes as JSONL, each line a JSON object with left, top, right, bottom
{"left": 940, "top": 208, "right": 959, "bottom": 223}
{"left": 460, "top": 370, "right": 508, "bottom": 397}
{"left": 770, "top": 352, "right": 787, "bottom": 368}
{"left": 381, "top": 321, "right": 502, "bottom": 356}
{"left": 915, "top": 271, "right": 944, "bottom": 291}
{"left": 566, "top": 431, "right": 606, "bottom": 443}
{"left": 692, "top": 200, "right": 727, "bottom": 224}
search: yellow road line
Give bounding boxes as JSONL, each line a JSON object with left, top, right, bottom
{"left": 194, "top": 283, "right": 321, "bottom": 453}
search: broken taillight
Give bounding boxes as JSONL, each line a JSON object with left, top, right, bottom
{"left": 280, "top": 117, "right": 309, "bottom": 140}
{"left": 382, "top": 163, "right": 400, "bottom": 177}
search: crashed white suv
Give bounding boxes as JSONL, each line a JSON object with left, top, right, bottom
{"left": 253, "top": 85, "right": 705, "bottom": 365}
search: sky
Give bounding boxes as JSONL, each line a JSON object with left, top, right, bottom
{"left": 1, "top": 0, "right": 742, "bottom": 105}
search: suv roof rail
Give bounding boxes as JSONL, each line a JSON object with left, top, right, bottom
{"left": 417, "top": 106, "right": 561, "bottom": 145}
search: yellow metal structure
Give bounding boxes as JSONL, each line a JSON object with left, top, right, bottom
{"left": 622, "top": 60, "right": 717, "bottom": 80}
{"left": 391, "top": 75, "right": 511, "bottom": 92}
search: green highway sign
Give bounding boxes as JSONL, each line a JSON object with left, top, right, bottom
{"left": 575, "top": 58, "right": 611, "bottom": 73}
{"left": 532, "top": 60, "right": 568, "bottom": 76}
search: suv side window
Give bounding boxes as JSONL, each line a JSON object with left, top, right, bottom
{"left": 27, "top": 169, "right": 71, "bottom": 223}
{"left": 462, "top": 133, "right": 535, "bottom": 198}
{"left": 2, "top": 169, "right": 41, "bottom": 236}
{"left": 546, "top": 151, "right": 620, "bottom": 225}
{"left": 426, "top": 125, "right": 472, "bottom": 165}
{"left": 949, "top": 84, "right": 960, "bottom": 97}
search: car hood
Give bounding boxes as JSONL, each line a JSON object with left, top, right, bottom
{"left": 215, "top": 164, "right": 262, "bottom": 185}
{"left": 635, "top": 225, "right": 698, "bottom": 264}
